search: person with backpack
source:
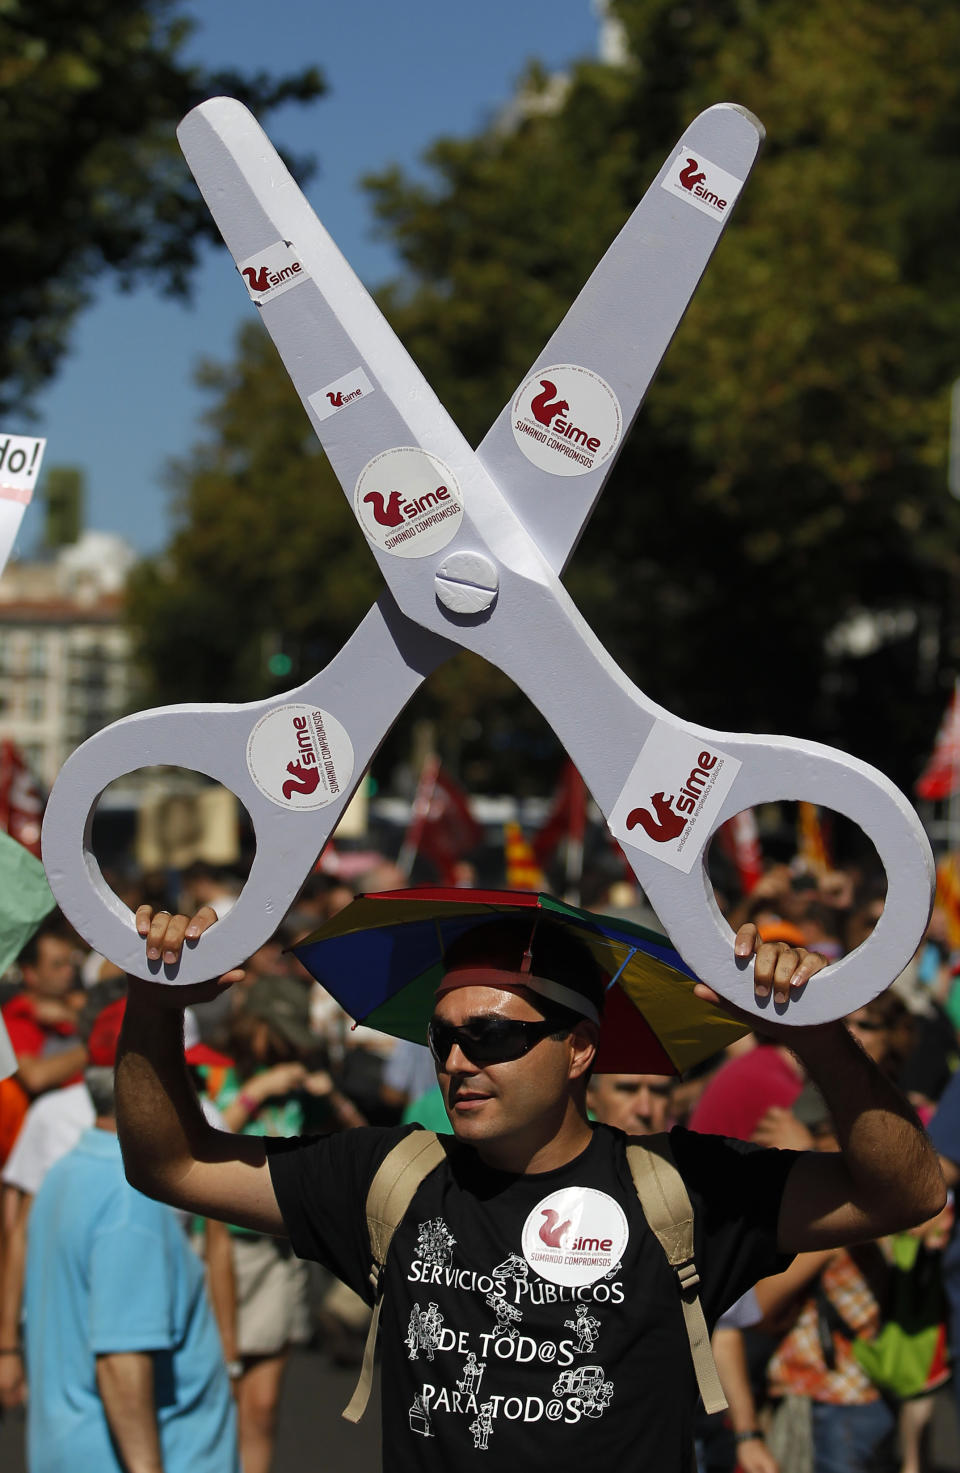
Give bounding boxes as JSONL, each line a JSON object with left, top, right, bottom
{"left": 113, "top": 900, "right": 944, "bottom": 1472}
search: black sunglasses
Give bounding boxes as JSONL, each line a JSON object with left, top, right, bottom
{"left": 427, "top": 1015, "right": 567, "bottom": 1067}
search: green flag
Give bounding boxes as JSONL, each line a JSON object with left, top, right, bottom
{"left": 0, "top": 829, "right": 56, "bottom": 1078}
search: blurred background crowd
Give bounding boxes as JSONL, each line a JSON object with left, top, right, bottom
{"left": 4, "top": 779, "right": 960, "bottom": 1472}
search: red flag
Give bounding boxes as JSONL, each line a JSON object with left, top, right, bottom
{"left": 917, "top": 687, "right": 960, "bottom": 800}
{"left": 400, "top": 756, "right": 483, "bottom": 884}
{"left": 715, "top": 809, "right": 763, "bottom": 894}
{"left": 533, "top": 760, "right": 587, "bottom": 866}
{"left": 0, "top": 740, "right": 44, "bottom": 859}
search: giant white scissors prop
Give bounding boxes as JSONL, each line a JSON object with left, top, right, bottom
{"left": 41, "top": 99, "right": 934, "bottom": 1023}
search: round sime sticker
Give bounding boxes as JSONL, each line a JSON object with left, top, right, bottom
{"left": 521, "top": 1187, "right": 629, "bottom": 1288}
{"left": 512, "top": 364, "right": 622, "bottom": 478}
{"left": 354, "top": 447, "right": 463, "bottom": 559}
{"left": 246, "top": 704, "right": 354, "bottom": 811}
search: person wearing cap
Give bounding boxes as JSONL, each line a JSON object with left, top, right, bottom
{"left": 22, "top": 996, "right": 240, "bottom": 1473}
{"left": 114, "top": 902, "right": 944, "bottom": 1472}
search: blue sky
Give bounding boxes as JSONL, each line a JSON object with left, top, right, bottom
{"left": 23, "top": 1, "right": 604, "bottom": 557}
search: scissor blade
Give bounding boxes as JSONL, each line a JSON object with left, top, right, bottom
{"left": 177, "top": 99, "right": 761, "bottom": 578}
{"left": 178, "top": 98, "right": 506, "bottom": 575}
{"left": 474, "top": 104, "right": 763, "bottom": 573}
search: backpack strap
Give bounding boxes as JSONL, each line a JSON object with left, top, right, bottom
{"left": 626, "top": 1133, "right": 727, "bottom": 1415}
{"left": 343, "top": 1128, "right": 447, "bottom": 1423}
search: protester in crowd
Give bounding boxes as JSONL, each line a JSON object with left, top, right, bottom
{"left": 380, "top": 1038, "right": 441, "bottom": 1122}
{"left": 23, "top": 996, "right": 239, "bottom": 1473}
{"left": 179, "top": 861, "right": 240, "bottom": 921}
{"left": 926, "top": 1069, "right": 960, "bottom": 1439}
{"left": 214, "top": 975, "right": 363, "bottom": 1473}
{"left": 113, "top": 900, "right": 944, "bottom": 1471}
{"left": 0, "top": 983, "right": 118, "bottom": 1410}
{"left": 687, "top": 1030, "right": 806, "bottom": 1141}
{"left": 1, "top": 914, "right": 87, "bottom": 1109}
{"left": 0, "top": 991, "right": 239, "bottom": 1415}
{"left": 586, "top": 1071, "right": 674, "bottom": 1135}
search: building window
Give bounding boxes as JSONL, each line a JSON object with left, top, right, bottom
{"left": 26, "top": 688, "right": 45, "bottom": 722}
{"left": 28, "top": 636, "right": 47, "bottom": 676}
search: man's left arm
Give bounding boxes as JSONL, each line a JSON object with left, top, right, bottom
{"left": 695, "top": 924, "right": 946, "bottom": 1253}
{"left": 775, "top": 1022, "right": 945, "bottom": 1252}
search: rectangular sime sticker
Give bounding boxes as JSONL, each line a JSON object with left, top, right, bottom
{"left": 661, "top": 146, "right": 744, "bottom": 223}
{"left": 308, "top": 368, "right": 374, "bottom": 422}
{"left": 608, "top": 723, "right": 741, "bottom": 875}
{"left": 236, "top": 240, "right": 307, "bottom": 306}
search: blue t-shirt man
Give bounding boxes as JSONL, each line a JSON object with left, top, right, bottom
{"left": 24, "top": 1127, "right": 239, "bottom": 1473}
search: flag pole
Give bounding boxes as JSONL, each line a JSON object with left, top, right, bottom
{"left": 951, "top": 676, "right": 960, "bottom": 857}
{"left": 397, "top": 753, "right": 440, "bottom": 879}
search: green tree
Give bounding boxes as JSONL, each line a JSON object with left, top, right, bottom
{"left": 128, "top": 323, "right": 380, "bottom": 706}
{"left": 131, "top": 0, "right": 960, "bottom": 797}
{"left": 0, "top": 0, "right": 322, "bottom": 414}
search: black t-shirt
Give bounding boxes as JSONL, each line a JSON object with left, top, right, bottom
{"left": 267, "top": 1123, "right": 797, "bottom": 1471}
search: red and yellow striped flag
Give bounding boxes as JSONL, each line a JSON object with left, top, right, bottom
{"left": 504, "top": 822, "right": 545, "bottom": 891}
{"left": 936, "top": 854, "right": 960, "bottom": 950}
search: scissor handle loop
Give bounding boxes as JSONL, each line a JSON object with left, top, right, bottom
{"left": 630, "top": 730, "right": 934, "bottom": 1026}
{"left": 42, "top": 699, "right": 335, "bottom": 985}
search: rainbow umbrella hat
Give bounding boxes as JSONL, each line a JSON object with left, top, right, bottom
{"left": 292, "top": 888, "right": 747, "bottom": 1074}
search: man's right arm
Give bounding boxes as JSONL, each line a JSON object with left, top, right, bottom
{"left": 96, "top": 1351, "right": 164, "bottom": 1473}
{"left": 116, "top": 979, "right": 284, "bottom": 1235}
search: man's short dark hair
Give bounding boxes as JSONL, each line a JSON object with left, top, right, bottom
{"left": 17, "top": 912, "right": 72, "bottom": 971}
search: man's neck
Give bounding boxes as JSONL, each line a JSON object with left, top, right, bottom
{"left": 472, "top": 1101, "right": 593, "bottom": 1175}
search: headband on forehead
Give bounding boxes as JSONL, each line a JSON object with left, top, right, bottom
{"left": 434, "top": 967, "right": 601, "bottom": 1026}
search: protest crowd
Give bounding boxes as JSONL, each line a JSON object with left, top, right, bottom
{"left": 1, "top": 763, "right": 960, "bottom": 1473}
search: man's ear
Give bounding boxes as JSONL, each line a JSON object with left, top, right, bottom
{"left": 568, "top": 1020, "right": 599, "bottom": 1082}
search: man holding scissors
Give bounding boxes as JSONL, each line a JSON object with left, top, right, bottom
{"left": 114, "top": 904, "right": 943, "bottom": 1471}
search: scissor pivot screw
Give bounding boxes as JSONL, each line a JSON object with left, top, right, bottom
{"left": 434, "top": 551, "right": 499, "bottom": 616}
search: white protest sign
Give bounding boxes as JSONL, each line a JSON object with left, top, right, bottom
{"left": 0, "top": 433, "right": 46, "bottom": 576}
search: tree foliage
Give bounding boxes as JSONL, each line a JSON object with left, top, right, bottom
{"left": 130, "top": 0, "right": 960, "bottom": 795}
{"left": 0, "top": 0, "right": 322, "bottom": 413}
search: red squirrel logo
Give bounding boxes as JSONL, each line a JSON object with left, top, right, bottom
{"left": 363, "top": 490, "right": 405, "bottom": 527}
{"left": 679, "top": 157, "right": 707, "bottom": 192}
{"left": 327, "top": 390, "right": 344, "bottom": 407}
{"left": 539, "top": 1209, "right": 572, "bottom": 1248}
{"left": 281, "top": 759, "right": 322, "bottom": 802}
{"left": 241, "top": 266, "right": 271, "bottom": 292}
{"left": 530, "top": 379, "right": 570, "bottom": 427}
{"left": 626, "top": 793, "right": 687, "bottom": 843}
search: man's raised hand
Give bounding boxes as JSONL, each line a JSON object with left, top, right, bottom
{"left": 131, "top": 904, "right": 244, "bottom": 1002}
{"left": 694, "top": 922, "right": 828, "bottom": 1021}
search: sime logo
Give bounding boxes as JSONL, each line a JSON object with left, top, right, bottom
{"left": 512, "top": 365, "right": 622, "bottom": 479}
{"left": 363, "top": 485, "right": 452, "bottom": 529}
{"left": 247, "top": 703, "right": 354, "bottom": 812}
{"left": 280, "top": 715, "right": 323, "bottom": 801}
{"left": 625, "top": 750, "right": 719, "bottom": 843}
{"left": 237, "top": 242, "right": 306, "bottom": 306}
{"left": 309, "top": 368, "right": 373, "bottom": 424}
{"left": 241, "top": 259, "right": 302, "bottom": 293}
{"left": 662, "top": 147, "right": 744, "bottom": 222}
{"left": 528, "top": 378, "right": 603, "bottom": 454}
{"left": 677, "top": 155, "right": 727, "bottom": 211}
